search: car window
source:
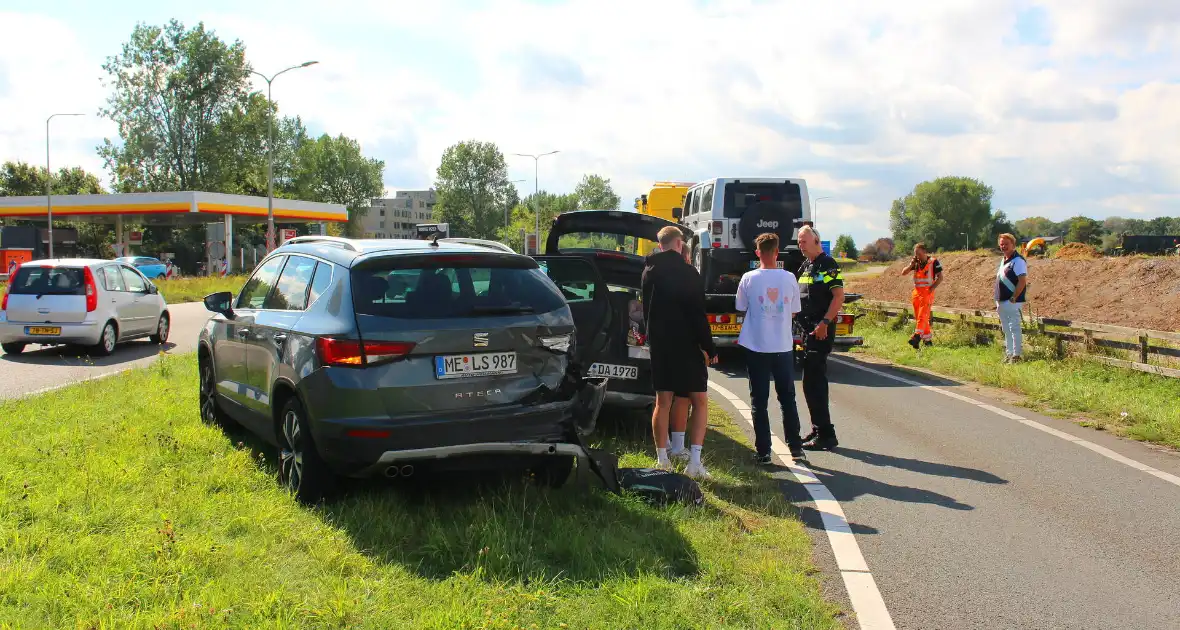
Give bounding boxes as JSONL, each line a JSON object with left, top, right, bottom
{"left": 352, "top": 254, "right": 566, "bottom": 318}
{"left": 265, "top": 255, "right": 318, "bottom": 311}
{"left": 683, "top": 189, "right": 696, "bottom": 219}
{"left": 700, "top": 184, "right": 714, "bottom": 216}
{"left": 7, "top": 266, "right": 86, "bottom": 295}
{"left": 236, "top": 256, "right": 286, "bottom": 309}
{"left": 102, "top": 266, "right": 126, "bottom": 292}
{"left": 537, "top": 257, "right": 598, "bottom": 303}
{"left": 121, "top": 266, "right": 147, "bottom": 293}
{"left": 307, "top": 262, "right": 333, "bottom": 306}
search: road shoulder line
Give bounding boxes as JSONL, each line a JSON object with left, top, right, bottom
{"left": 830, "top": 356, "right": 1180, "bottom": 489}
{"left": 708, "top": 379, "right": 897, "bottom": 630}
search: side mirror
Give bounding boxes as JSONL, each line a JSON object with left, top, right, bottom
{"left": 148, "top": 283, "right": 159, "bottom": 295}
{"left": 204, "top": 291, "right": 235, "bottom": 317}
{"left": 671, "top": 207, "right": 683, "bottom": 220}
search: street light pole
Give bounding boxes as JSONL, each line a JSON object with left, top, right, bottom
{"left": 250, "top": 61, "right": 319, "bottom": 252}
{"left": 45, "top": 113, "right": 85, "bottom": 260}
{"left": 513, "top": 151, "right": 559, "bottom": 253}
{"left": 961, "top": 232, "right": 969, "bottom": 251}
{"left": 813, "top": 196, "right": 833, "bottom": 227}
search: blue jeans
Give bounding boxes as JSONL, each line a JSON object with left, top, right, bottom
{"left": 745, "top": 349, "right": 803, "bottom": 455}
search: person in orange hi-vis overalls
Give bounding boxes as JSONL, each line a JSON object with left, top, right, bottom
{"left": 898, "top": 242, "right": 943, "bottom": 349}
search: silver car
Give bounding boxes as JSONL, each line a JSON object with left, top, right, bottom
{"left": 0, "top": 259, "right": 170, "bottom": 356}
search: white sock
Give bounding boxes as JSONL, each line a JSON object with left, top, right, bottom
{"left": 670, "top": 432, "right": 685, "bottom": 452}
{"left": 689, "top": 444, "right": 702, "bottom": 466}
{"left": 656, "top": 447, "right": 669, "bottom": 462}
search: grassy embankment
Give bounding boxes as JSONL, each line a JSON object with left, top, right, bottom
{"left": 849, "top": 310, "right": 1180, "bottom": 450}
{"left": 0, "top": 353, "right": 841, "bottom": 629}
{"left": 0, "top": 276, "right": 246, "bottom": 305}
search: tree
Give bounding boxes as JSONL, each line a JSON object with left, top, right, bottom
{"left": 433, "top": 140, "right": 514, "bottom": 239}
{"left": 834, "top": 234, "right": 858, "bottom": 260}
{"left": 293, "top": 134, "right": 385, "bottom": 238}
{"left": 1, "top": 162, "right": 104, "bottom": 197}
{"left": 574, "top": 174, "right": 621, "bottom": 211}
{"left": 1065, "top": 216, "right": 1103, "bottom": 245}
{"left": 888, "top": 176, "right": 995, "bottom": 252}
{"left": 98, "top": 20, "right": 253, "bottom": 192}
{"left": 1015, "top": 216, "right": 1056, "bottom": 239}
{"left": 872, "top": 237, "right": 896, "bottom": 260}
{"left": 497, "top": 192, "right": 579, "bottom": 252}
{"left": 990, "top": 210, "right": 1016, "bottom": 243}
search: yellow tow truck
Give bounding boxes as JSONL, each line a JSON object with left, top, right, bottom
{"left": 634, "top": 182, "right": 694, "bottom": 256}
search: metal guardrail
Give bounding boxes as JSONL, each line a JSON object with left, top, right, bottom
{"left": 855, "top": 299, "right": 1180, "bottom": 379}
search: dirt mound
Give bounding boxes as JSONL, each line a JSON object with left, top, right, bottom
{"left": 1054, "top": 243, "right": 1101, "bottom": 260}
{"left": 848, "top": 252, "right": 1180, "bottom": 332}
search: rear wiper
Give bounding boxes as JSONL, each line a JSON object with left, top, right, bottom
{"left": 468, "top": 305, "right": 536, "bottom": 315}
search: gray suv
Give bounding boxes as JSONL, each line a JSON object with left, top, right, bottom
{"left": 198, "top": 236, "right": 607, "bottom": 502}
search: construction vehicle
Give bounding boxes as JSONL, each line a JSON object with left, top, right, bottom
{"left": 633, "top": 182, "right": 693, "bottom": 256}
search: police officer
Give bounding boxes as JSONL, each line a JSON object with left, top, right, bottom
{"left": 796, "top": 226, "right": 844, "bottom": 451}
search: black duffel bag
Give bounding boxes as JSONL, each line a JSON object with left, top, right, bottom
{"left": 580, "top": 447, "right": 704, "bottom": 507}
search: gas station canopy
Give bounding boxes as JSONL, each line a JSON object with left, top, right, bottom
{"left": 0, "top": 191, "right": 348, "bottom": 225}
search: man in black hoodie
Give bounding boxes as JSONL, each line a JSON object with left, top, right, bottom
{"left": 642, "top": 226, "right": 718, "bottom": 478}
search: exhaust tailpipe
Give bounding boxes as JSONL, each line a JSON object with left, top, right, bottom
{"left": 399, "top": 464, "right": 414, "bottom": 478}
{"left": 384, "top": 465, "right": 400, "bottom": 478}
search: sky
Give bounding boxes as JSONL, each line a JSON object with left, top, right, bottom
{"left": 1, "top": 0, "right": 1178, "bottom": 245}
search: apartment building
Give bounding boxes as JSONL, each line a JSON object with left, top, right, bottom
{"left": 360, "top": 189, "right": 438, "bottom": 239}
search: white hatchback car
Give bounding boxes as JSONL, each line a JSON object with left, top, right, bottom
{"left": 0, "top": 259, "right": 170, "bottom": 356}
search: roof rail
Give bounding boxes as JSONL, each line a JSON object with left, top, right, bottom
{"left": 281, "top": 235, "right": 361, "bottom": 252}
{"left": 438, "top": 237, "right": 516, "bottom": 254}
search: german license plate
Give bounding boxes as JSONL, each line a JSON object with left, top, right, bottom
{"left": 711, "top": 323, "right": 742, "bottom": 334}
{"left": 434, "top": 352, "right": 517, "bottom": 380}
{"left": 26, "top": 326, "right": 61, "bottom": 336}
{"left": 750, "top": 261, "right": 785, "bottom": 269}
{"left": 588, "top": 363, "right": 638, "bottom": 380}
{"left": 836, "top": 322, "right": 851, "bottom": 336}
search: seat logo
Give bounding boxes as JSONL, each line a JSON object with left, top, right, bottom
{"left": 756, "top": 219, "right": 780, "bottom": 229}
{"left": 474, "top": 332, "right": 489, "bottom": 347}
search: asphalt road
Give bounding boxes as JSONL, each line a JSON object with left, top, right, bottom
{"left": 708, "top": 351, "right": 1180, "bottom": 630}
{"left": 0, "top": 301, "right": 211, "bottom": 401}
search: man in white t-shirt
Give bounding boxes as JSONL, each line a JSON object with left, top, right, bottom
{"left": 736, "top": 232, "right": 805, "bottom": 463}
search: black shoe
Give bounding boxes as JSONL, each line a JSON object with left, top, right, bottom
{"left": 923, "top": 339, "right": 933, "bottom": 347}
{"left": 800, "top": 429, "right": 819, "bottom": 445}
{"left": 789, "top": 445, "right": 806, "bottom": 460}
{"left": 802, "top": 436, "right": 839, "bottom": 451}
{"left": 908, "top": 335, "right": 921, "bottom": 349}
{"left": 754, "top": 453, "right": 773, "bottom": 465}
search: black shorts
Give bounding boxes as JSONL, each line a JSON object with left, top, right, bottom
{"left": 650, "top": 346, "right": 708, "bottom": 394}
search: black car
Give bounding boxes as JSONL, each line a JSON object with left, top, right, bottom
{"left": 537, "top": 210, "right": 694, "bottom": 408}
{"left": 198, "top": 235, "right": 607, "bottom": 503}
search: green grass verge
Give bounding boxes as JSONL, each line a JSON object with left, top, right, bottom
{"left": 0, "top": 353, "right": 840, "bottom": 629}
{"left": 850, "top": 316, "right": 1180, "bottom": 449}
{"left": 154, "top": 275, "right": 248, "bottom": 304}
{"left": 1, "top": 276, "right": 245, "bottom": 305}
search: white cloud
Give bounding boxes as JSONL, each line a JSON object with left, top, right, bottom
{"left": 1, "top": 0, "right": 1178, "bottom": 246}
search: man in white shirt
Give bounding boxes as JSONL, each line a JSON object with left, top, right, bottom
{"left": 736, "top": 232, "right": 805, "bottom": 463}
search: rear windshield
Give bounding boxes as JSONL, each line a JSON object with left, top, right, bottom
{"left": 351, "top": 254, "right": 567, "bottom": 318}
{"left": 723, "top": 182, "right": 804, "bottom": 219}
{"left": 8, "top": 266, "right": 87, "bottom": 296}
{"left": 557, "top": 232, "right": 643, "bottom": 255}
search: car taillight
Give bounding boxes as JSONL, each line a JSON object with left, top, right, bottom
{"left": 316, "top": 337, "right": 415, "bottom": 366}
{"left": 711, "top": 221, "right": 723, "bottom": 235}
{"left": 83, "top": 266, "right": 98, "bottom": 312}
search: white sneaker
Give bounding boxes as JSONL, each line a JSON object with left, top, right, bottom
{"left": 684, "top": 462, "right": 712, "bottom": 480}
{"left": 669, "top": 448, "right": 691, "bottom": 461}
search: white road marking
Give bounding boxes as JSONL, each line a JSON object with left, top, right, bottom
{"left": 7, "top": 368, "right": 131, "bottom": 401}
{"left": 707, "top": 379, "right": 897, "bottom": 630}
{"left": 829, "top": 356, "right": 1180, "bottom": 489}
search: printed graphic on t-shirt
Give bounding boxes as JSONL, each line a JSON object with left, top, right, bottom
{"left": 757, "top": 287, "right": 786, "bottom": 315}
